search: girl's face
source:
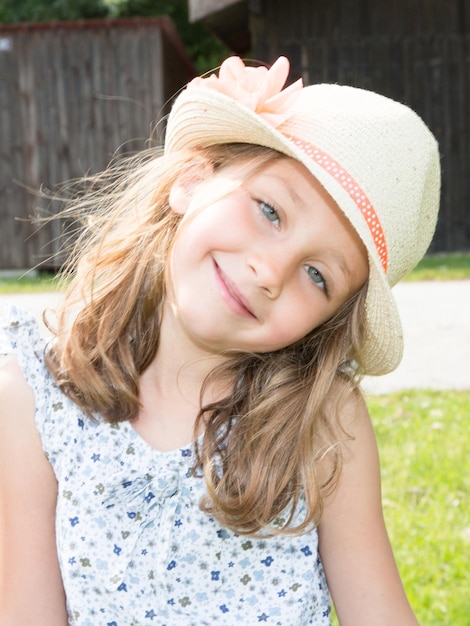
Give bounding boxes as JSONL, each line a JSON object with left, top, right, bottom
{"left": 165, "top": 156, "right": 368, "bottom": 357}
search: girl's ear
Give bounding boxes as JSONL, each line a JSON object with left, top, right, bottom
{"left": 168, "top": 158, "right": 214, "bottom": 214}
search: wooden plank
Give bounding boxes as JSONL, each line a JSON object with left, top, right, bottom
{"left": 0, "top": 20, "right": 194, "bottom": 269}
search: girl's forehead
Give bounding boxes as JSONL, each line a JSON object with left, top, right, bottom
{"left": 239, "top": 156, "right": 322, "bottom": 196}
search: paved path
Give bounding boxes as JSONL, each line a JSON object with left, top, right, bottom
{"left": 1, "top": 281, "right": 469, "bottom": 394}
{"left": 363, "top": 280, "right": 470, "bottom": 394}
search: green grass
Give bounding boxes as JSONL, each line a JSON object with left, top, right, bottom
{"left": 0, "top": 272, "right": 62, "bottom": 293}
{"left": 329, "top": 389, "right": 470, "bottom": 625}
{"left": 0, "top": 253, "right": 469, "bottom": 293}
{"left": 1, "top": 262, "right": 469, "bottom": 623}
{"left": 369, "top": 390, "right": 470, "bottom": 625}
{"left": 403, "top": 253, "right": 470, "bottom": 281}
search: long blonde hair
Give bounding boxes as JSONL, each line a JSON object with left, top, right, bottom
{"left": 46, "top": 142, "right": 368, "bottom": 536}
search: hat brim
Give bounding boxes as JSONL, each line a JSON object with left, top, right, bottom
{"left": 165, "top": 88, "right": 404, "bottom": 375}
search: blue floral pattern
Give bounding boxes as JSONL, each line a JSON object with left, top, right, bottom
{"left": 0, "top": 306, "right": 331, "bottom": 625}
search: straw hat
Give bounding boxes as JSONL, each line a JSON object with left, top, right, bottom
{"left": 164, "top": 56, "right": 441, "bottom": 375}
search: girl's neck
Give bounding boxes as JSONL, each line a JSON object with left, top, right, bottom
{"left": 132, "top": 308, "right": 228, "bottom": 452}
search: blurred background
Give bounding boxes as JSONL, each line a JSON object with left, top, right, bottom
{"left": 0, "top": 3, "right": 469, "bottom": 625}
{"left": 0, "top": 0, "right": 469, "bottom": 271}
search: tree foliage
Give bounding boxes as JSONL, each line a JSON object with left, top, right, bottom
{"left": 0, "top": 0, "right": 229, "bottom": 72}
{"left": 110, "top": 0, "right": 229, "bottom": 73}
{"left": 0, "top": 0, "right": 109, "bottom": 22}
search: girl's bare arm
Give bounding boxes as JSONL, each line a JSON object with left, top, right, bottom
{"left": 318, "top": 392, "right": 420, "bottom": 626}
{"left": 0, "top": 359, "right": 68, "bottom": 625}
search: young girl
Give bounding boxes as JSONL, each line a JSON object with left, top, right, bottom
{"left": 0, "top": 56, "right": 440, "bottom": 625}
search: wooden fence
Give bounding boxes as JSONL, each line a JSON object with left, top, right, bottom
{"left": 250, "top": 0, "right": 470, "bottom": 253}
{"left": 0, "top": 18, "right": 195, "bottom": 270}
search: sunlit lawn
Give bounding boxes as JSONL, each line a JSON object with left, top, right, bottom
{"left": 0, "top": 253, "right": 469, "bottom": 293}
{"left": 402, "top": 253, "right": 470, "bottom": 281}
{"left": 0, "top": 271, "right": 62, "bottom": 293}
{"left": 2, "top": 257, "right": 469, "bottom": 625}
{"left": 371, "top": 390, "right": 470, "bottom": 625}
{"left": 332, "top": 389, "right": 470, "bottom": 625}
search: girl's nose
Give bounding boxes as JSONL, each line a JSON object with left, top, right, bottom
{"left": 246, "top": 248, "right": 291, "bottom": 299}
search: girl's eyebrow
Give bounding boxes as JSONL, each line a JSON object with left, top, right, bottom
{"left": 259, "top": 173, "right": 307, "bottom": 209}
{"left": 328, "top": 249, "right": 357, "bottom": 292}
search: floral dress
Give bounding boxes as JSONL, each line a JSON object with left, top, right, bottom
{"left": 0, "top": 305, "right": 331, "bottom": 625}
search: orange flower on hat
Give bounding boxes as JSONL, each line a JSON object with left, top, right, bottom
{"left": 188, "top": 56, "right": 303, "bottom": 128}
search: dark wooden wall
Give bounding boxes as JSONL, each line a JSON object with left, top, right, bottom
{"left": 0, "top": 18, "right": 195, "bottom": 270}
{"left": 250, "top": 0, "right": 470, "bottom": 253}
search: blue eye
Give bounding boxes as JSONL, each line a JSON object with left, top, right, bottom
{"left": 260, "top": 201, "right": 280, "bottom": 227}
{"left": 305, "top": 265, "right": 327, "bottom": 292}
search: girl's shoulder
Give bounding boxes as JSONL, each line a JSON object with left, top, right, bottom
{"left": 0, "top": 304, "right": 87, "bottom": 470}
{"left": 0, "top": 303, "right": 48, "bottom": 373}
{"left": 0, "top": 308, "right": 69, "bottom": 621}
{"left": 0, "top": 304, "right": 56, "bottom": 401}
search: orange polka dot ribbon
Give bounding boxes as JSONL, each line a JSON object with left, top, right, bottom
{"left": 284, "top": 134, "right": 388, "bottom": 273}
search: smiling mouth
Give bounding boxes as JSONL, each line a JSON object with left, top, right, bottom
{"left": 213, "top": 260, "right": 257, "bottom": 319}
